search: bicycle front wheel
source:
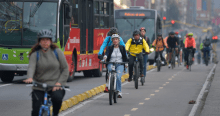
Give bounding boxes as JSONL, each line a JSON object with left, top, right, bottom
{"left": 135, "top": 62, "right": 139, "bottom": 89}
{"left": 41, "top": 110, "right": 48, "bottom": 116}
{"left": 205, "top": 53, "right": 208, "bottom": 66}
{"left": 109, "top": 74, "right": 114, "bottom": 105}
{"left": 157, "top": 60, "right": 161, "bottom": 72}
{"left": 188, "top": 54, "right": 192, "bottom": 71}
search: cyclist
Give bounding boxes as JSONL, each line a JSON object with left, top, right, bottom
{"left": 125, "top": 30, "right": 149, "bottom": 82}
{"left": 23, "top": 29, "right": 69, "bottom": 116}
{"left": 98, "top": 27, "right": 125, "bottom": 92}
{"left": 167, "top": 31, "right": 179, "bottom": 68}
{"left": 201, "top": 38, "right": 212, "bottom": 63}
{"left": 184, "top": 32, "right": 196, "bottom": 69}
{"left": 103, "top": 34, "right": 128, "bottom": 98}
{"left": 152, "top": 33, "right": 168, "bottom": 66}
{"left": 174, "top": 31, "right": 180, "bottom": 61}
{"left": 179, "top": 35, "right": 184, "bottom": 65}
{"left": 140, "top": 27, "right": 150, "bottom": 79}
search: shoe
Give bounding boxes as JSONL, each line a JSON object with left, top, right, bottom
{"left": 140, "top": 74, "right": 144, "bottom": 77}
{"left": 168, "top": 64, "right": 171, "bottom": 68}
{"left": 118, "top": 92, "right": 122, "bottom": 98}
{"left": 192, "top": 58, "right": 195, "bottom": 61}
{"left": 153, "top": 63, "right": 156, "bottom": 66}
{"left": 161, "top": 61, "right": 165, "bottom": 64}
{"left": 186, "top": 65, "right": 189, "bottom": 69}
{"left": 104, "top": 87, "right": 108, "bottom": 93}
{"left": 128, "top": 78, "right": 132, "bottom": 82}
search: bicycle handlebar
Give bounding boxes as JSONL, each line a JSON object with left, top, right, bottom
{"left": 32, "top": 81, "right": 69, "bottom": 89}
{"left": 101, "top": 61, "right": 128, "bottom": 65}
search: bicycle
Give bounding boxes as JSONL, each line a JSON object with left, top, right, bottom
{"left": 203, "top": 49, "right": 209, "bottom": 66}
{"left": 170, "top": 48, "right": 176, "bottom": 69}
{"left": 187, "top": 49, "right": 193, "bottom": 71}
{"left": 101, "top": 61, "right": 127, "bottom": 105}
{"left": 153, "top": 46, "right": 163, "bottom": 72}
{"left": 27, "top": 81, "right": 69, "bottom": 116}
{"left": 129, "top": 52, "right": 145, "bottom": 88}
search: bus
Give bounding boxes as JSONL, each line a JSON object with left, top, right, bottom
{"left": 0, "top": 0, "right": 114, "bottom": 82}
{"left": 114, "top": 6, "right": 162, "bottom": 64}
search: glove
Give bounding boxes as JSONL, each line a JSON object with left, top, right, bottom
{"left": 103, "top": 55, "right": 107, "bottom": 60}
{"left": 125, "top": 63, "right": 128, "bottom": 68}
{"left": 98, "top": 55, "right": 103, "bottom": 60}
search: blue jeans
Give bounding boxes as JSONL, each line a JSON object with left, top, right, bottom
{"left": 203, "top": 47, "right": 210, "bottom": 59}
{"left": 143, "top": 54, "right": 148, "bottom": 77}
{"left": 107, "top": 64, "right": 124, "bottom": 92}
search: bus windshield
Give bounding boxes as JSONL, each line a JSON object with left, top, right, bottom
{"left": 0, "top": 2, "right": 57, "bottom": 46}
{"left": 115, "top": 18, "right": 155, "bottom": 43}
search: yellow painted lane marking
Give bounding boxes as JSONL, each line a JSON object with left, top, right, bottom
{"left": 159, "top": 87, "right": 163, "bottom": 89}
{"left": 131, "top": 108, "right": 138, "bottom": 111}
{"left": 124, "top": 114, "right": 130, "bottom": 116}
{"left": 150, "top": 94, "right": 155, "bottom": 96}
{"left": 166, "top": 82, "right": 169, "bottom": 84}
{"left": 155, "top": 90, "right": 160, "bottom": 92}
{"left": 139, "top": 102, "right": 144, "bottom": 105}
{"left": 145, "top": 98, "right": 150, "bottom": 100}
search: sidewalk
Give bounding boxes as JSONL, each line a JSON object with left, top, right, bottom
{"left": 200, "top": 62, "right": 220, "bottom": 116}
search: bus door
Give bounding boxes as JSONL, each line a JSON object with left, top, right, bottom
{"left": 79, "top": 0, "right": 86, "bottom": 54}
{"left": 87, "top": 0, "right": 93, "bottom": 53}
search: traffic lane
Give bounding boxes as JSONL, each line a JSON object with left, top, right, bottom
{"left": 0, "top": 72, "right": 107, "bottom": 116}
{"left": 64, "top": 64, "right": 213, "bottom": 116}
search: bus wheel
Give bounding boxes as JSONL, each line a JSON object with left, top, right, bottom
{"left": 83, "top": 70, "right": 92, "bottom": 77}
{"left": 67, "top": 55, "right": 76, "bottom": 82}
{"left": 93, "top": 63, "right": 103, "bottom": 77}
{"left": 0, "top": 72, "right": 14, "bottom": 83}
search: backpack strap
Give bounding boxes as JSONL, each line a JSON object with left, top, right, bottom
{"left": 36, "top": 51, "right": 39, "bottom": 61}
{"left": 36, "top": 49, "right": 59, "bottom": 62}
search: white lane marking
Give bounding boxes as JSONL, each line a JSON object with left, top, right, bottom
{"left": 188, "top": 64, "right": 216, "bottom": 116}
{"left": 163, "top": 84, "right": 166, "bottom": 86}
{"left": 124, "top": 114, "right": 130, "bottom": 116}
{"left": 150, "top": 94, "right": 155, "bottom": 96}
{"left": 0, "top": 84, "right": 12, "bottom": 88}
{"left": 155, "top": 90, "right": 160, "bottom": 92}
{"left": 131, "top": 108, "right": 138, "bottom": 111}
{"left": 139, "top": 102, "right": 144, "bottom": 105}
{"left": 145, "top": 98, "right": 150, "bottom": 100}
{"left": 166, "top": 82, "right": 169, "bottom": 84}
{"left": 159, "top": 87, "right": 163, "bottom": 89}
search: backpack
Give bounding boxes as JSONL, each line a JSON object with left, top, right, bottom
{"left": 156, "top": 39, "right": 164, "bottom": 46}
{"left": 36, "top": 49, "right": 59, "bottom": 61}
{"left": 203, "top": 39, "right": 211, "bottom": 47}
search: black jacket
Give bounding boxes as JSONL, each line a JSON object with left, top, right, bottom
{"left": 106, "top": 45, "right": 128, "bottom": 62}
{"left": 167, "top": 36, "right": 178, "bottom": 48}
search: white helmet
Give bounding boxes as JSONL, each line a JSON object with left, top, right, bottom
{"left": 111, "top": 34, "right": 120, "bottom": 39}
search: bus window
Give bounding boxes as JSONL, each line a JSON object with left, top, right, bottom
{"left": 94, "top": 16, "right": 99, "bottom": 28}
{"left": 70, "top": 0, "right": 78, "bottom": 27}
{"left": 104, "top": 2, "right": 109, "bottom": 15}
{"left": 105, "top": 16, "right": 109, "bottom": 28}
{"left": 100, "top": 16, "right": 104, "bottom": 28}
{"left": 94, "top": 1, "right": 99, "bottom": 14}
{"left": 99, "top": 2, "right": 104, "bottom": 14}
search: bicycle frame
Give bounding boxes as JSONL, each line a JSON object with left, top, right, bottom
{"left": 38, "top": 91, "right": 51, "bottom": 116}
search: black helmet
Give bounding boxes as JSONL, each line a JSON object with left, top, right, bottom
{"left": 133, "top": 29, "right": 140, "bottom": 36}
{"left": 38, "top": 29, "right": 53, "bottom": 41}
{"left": 109, "top": 27, "right": 118, "bottom": 35}
{"left": 157, "top": 33, "right": 162, "bottom": 36}
{"left": 169, "top": 31, "right": 175, "bottom": 35}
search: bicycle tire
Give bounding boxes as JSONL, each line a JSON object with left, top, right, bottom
{"left": 109, "top": 74, "right": 114, "bottom": 105}
{"left": 135, "top": 62, "right": 139, "bottom": 89}
{"left": 41, "top": 110, "right": 48, "bottom": 116}
{"left": 189, "top": 54, "right": 192, "bottom": 71}
{"left": 157, "top": 60, "right": 160, "bottom": 72}
{"left": 141, "top": 77, "right": 144, "bottom": 86}
{"left": 205, "top": 53, "right": 208, "bottom": 66}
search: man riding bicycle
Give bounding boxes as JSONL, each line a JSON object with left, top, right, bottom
{"left": 152, "top": 33, "right": 168, "bottom": 66}
{"left": 140, "top": 27, "right": 150, "bottom": 78}
{"left": 200, "top": 38, "right": 212, "bottom": 63}
{"left": 125, "top": 30, "right": 149, "bottom": 82}
{"left": 184, "top": 32, "right": 196, "bottom": 69}
{"left": 167, "top": 31, "right": 179, "bottom": 68}
{"left": 103, "top": 34, "right": 128, "bottom": 98}
{"left": 98, "top": 27, "right": 125, "bottom": 92}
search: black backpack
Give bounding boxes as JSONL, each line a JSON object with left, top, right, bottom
{"left": 204, "top": 39, "right": 211, "bottom": 47}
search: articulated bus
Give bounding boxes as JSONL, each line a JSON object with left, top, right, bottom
{"left": 114, "top": 6, "right": 162, "bottom": 64}
{"left": 0, "top": 0, "right": 114, "bottom": 82}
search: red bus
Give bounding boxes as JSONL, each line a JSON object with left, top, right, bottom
{"left": 63, "top": 0, "right": 114, "bottom": 81}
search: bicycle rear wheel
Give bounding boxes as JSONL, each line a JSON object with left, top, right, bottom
{"left": 157, "top": 60, "right": 161, "bottom": 72}
{"left": 113, "top": 91, "right": 118, "bottom": 103}
{"left": 205, "top": 53, "right": 208, "bottom": 66}
{"left": 109, "top": 74, "right": 114, "bottom": 105}
{"left": 134, "top": 62, "right": 139, "bottom": 89}
{"left": 189, "top": 54, "right": 192, "bottom": 71}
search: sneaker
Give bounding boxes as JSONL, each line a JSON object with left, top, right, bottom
{"left": 168, "top": 64, "right": 171, "bottom": 68}
{"left": 118, "top": 92, "right": 122, "bottom": 98}
{"left": 153, "top": 63, "right": 156, "bottom": 66}
{"left": 104, "top": 87, "right": 108, "bottom": 93}
{"left": 186, "top": 65, "right": 189, "bottom": 69}
{"left": 161, "top": 61, "right": 165, "bottom": 64}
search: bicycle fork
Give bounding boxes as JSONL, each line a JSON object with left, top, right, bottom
{"left": 38, "top": 92, "right": 51, "bottom": 116}
{"left": 108, "top": 72, "right": 117, "bottom": 91}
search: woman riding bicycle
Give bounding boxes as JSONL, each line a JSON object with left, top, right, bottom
{"left": 23, "top": 29, "right": 69, "bottom": 116}
{"left": 152, "top": 33, "right": 168, "bottom": 66}
{"left": 184, "top": 32, "right": 196, "bottom": 69}
{"left": 103, "top": 34, "right": 128, "bottom": 98}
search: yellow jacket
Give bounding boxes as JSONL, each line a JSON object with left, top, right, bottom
{"left": 125, "top": 37, "right": 149, "bottom": 56}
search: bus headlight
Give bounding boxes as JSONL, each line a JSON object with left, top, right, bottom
{"left": 150, "top": 48, "right": 154, "bottom": 52}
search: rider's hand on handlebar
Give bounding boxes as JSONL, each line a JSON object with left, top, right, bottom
{"left": 52, "top": 82, "right": 62, "bottom": 91}
{"left": 125, "top": 63, "right": 128, "bottom": 68}
{"left": 23, "top": 78, "right": 33, "bottom": 84}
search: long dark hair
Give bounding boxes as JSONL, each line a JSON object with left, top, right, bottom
{"left": 29, "top": 39, "right": 58, "bottom": 56}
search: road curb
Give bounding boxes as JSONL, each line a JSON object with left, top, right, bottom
{"left": 56, "top": 65, "right": 157, "bottom": 114}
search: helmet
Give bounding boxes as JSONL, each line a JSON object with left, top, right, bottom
{"left": 157, "top": 33, "right": 162, "bottom": 36}
{"left": 109, "top": 27, "right": 118, "bottom": 35}
{"left": 175, "top": 31, "right": 179, "bottom": 34}
{"left": 188, "top": 32, "right": 193, "bottom": 36}
{"left": 38, "top": 29, "right": 53, "bottom": 40}
{"left": 111, "top": 34, "right": 120, "bottom": 39}
{"left": 133, "top": 30, "right": 140, "bottom": 36}
{"left": 169, "top": 31, "right": 175, "bottom": 35}
{"left": 139, "top": 27, "right": 146, "bottom": 32}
